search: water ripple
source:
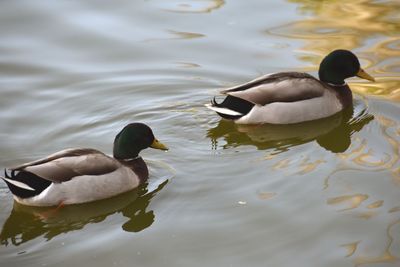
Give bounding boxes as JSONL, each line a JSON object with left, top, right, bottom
{"left": 151, "top": 0, "right": 225, "bottom": 13}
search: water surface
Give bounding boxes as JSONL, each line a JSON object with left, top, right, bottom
{"left": 0, "top": 1, "right": 399, "bottom": 266}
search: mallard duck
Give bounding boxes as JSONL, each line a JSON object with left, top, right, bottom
{"left": 0, "top": 123, "right": 168, "bottom": 207}
{"left": 205, "top": 49, "right": 375, "bottom": 124}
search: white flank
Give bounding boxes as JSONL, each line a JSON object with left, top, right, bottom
{"left": 236, "top": 90, "right": 342, "bottom": 124}
{"left": 1, "top": 176, "right": 35, "bottom": 191}
{"left": 204, "top": 103, "right": 243, "bottom": 116}
{"left": 14, "top": 166, "right": 140, "bottom": 206}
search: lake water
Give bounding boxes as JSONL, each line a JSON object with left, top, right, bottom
{"left": 0, "top": 1, "right": 399, "bottom": 266}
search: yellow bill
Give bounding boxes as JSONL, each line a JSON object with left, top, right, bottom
{"left": 150, "top": 139, "right": 168, "bottom": 151}
{"left": 356, "top": 68, "right": 375, "bottom": 82}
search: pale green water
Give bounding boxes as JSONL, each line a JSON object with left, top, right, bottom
{"left": 0, "top": 1, "right": 399, "bottom": 266}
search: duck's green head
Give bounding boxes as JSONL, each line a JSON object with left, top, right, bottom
{"left": 318, "top": 49, "right": 375, "bottom": 85}
{"left": 113, "top": 123, "right": 168, "bottom": 160}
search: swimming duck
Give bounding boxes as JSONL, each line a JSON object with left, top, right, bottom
{"left": 205, "top": 49, "right": 375, "bottom": 124}
{"left": 0, "top": 123, "right": 168, "bottom": 207}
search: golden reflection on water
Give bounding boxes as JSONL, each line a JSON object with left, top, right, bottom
{"left": 341, "top": 241, "right": 360, "bottom": 257}
{"left": 168, "top": 30, "right": 205, "bottom": 39}
{"left": 268, "top": 0, "right": 400, "bottom": 100}
{"left": 273, "top": 158, "right": 291, "bottom": 170}
{"left": 389, "top": 206, "right": 400, "bottom": 213}
{"left": 321, "top": 106, "right": 399, "bottom": 265}
{"left": 257, "top": 191, "right": 277, "bottom": 200}
{"left": 327, "top": 194, "right": 369, "bottom": 211}
{"left": 376, "top": 115, "right": 400, "bottom": 170}
{"left": 356, "top": 211, "right": 377, "bottom": 219}
{"left": 367, "top": 200, "right": 384, "bottom": 209}
{"left": 324, "top": 112, "right": 399, "bottom": 190}
{"left": 354, "top": 219, "right": 399, "bottom": 266}
{"left": 144, "top": 30, "right": 205, "bottom": 42}
{"left": 296, "top": 158, "right": 325, "bottom": 175}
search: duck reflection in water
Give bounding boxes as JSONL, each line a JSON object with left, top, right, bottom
{"left": 0, "top": 180, "right": 167, "bottom": 246}
{"left": 207, "top": 102, "right": 374, "bottom": 153}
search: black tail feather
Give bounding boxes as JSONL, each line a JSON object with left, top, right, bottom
{"left": 4, "top": 169, "right": 10, "bottom": 179}
{"left": 211, "top": 97, "right": 218, "bottom": 106}
{"left": 1, "top": 169, "right": 51, "bottom": 199}
{"left": 211, "top": 95, "right": 254, "bottom": 120}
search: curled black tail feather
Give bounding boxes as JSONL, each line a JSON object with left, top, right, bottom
{"left": 211, "top": 97, "right": 218, "bottom": 106}
{"left": 4, "top": 169, "right": 10, "bottom": 179}
{"left": 211, "top": 95, "right": 254, "bottom": 120}
{"left": 1, "top": 168, "right": 51, "bottom": 199}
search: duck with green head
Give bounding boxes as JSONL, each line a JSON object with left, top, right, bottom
{"left": 206, "top": 49, "right": 375, "bottom": 124}
{"left": 0, "top": 123, "right": 168, "bottom": 206}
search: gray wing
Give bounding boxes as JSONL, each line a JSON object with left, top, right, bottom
{"left": 221, "top": 72, "right": 326, "bottom": 105}
{"left": 11, "top": 148, "right": 120, "bottom": 183}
